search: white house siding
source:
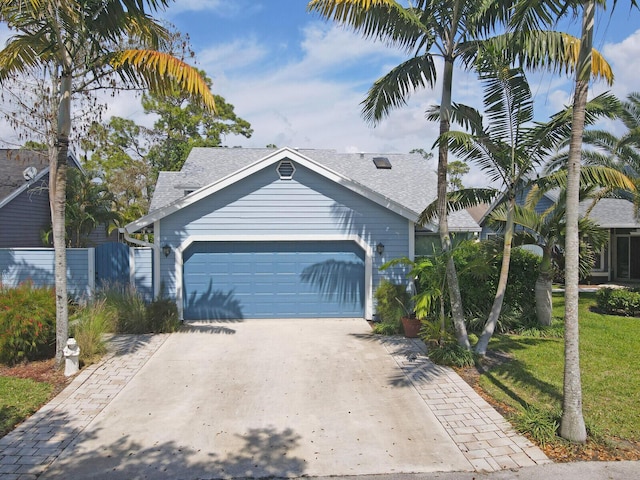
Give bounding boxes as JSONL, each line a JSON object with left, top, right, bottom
{"left": 158, "top": 162, "right": 412, "bottom": 318}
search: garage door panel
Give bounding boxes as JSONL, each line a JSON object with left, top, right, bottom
{"left": 183, "top": 241, "right": 365, "bottom": 320}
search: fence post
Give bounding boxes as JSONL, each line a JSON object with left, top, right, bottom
{"left": 87, "top": 248, "right": 95, "bottom": 295}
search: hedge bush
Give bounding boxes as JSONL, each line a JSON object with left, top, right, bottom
{"left": 595, "top": 287, "right": 640, "bottom": 317}
{"left": 374, "top": 280, "right": 409, "bottom": 323}
{"left": 454, "top": 241, "right": 540, "bottom": 333}
{"left": 0, "top": 282, "right": 56, "bottom": 365}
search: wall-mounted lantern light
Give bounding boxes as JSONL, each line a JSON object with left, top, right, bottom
{"left": 162, "top": 244, "right": 172, "bottom": 258}
{"left": 376, "top": 242, "right": 385, "bottom": 255}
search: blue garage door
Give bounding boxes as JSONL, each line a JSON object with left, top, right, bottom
{"left": 183, "top": 241, "right": 365, "bottom": 320}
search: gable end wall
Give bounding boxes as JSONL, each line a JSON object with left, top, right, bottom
{"left": 158, "top": 163, "right": 414, "bottom": 315}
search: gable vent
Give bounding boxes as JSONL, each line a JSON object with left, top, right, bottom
{"left": 373, "top": 157, "right": 392, "bottom": 169}
{"left": 277, "top": 160, "right": 296, "bottom": 179}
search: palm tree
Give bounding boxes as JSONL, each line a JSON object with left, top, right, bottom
{"left": 0, "top": 1, "right": 215, "bottom": 365}
{"left": 307, "top": 0, "right": 612, "bottom": 350}
{"left": 421, "top": 53, "right": 630, "bottom": 355}
{"left": 511, "top": 0, "right": 638, "bottom": 443}
{"left": 489, "top": 171, "right": 632, "bottom": 326}
{"left": 421, "top": 55, "right": 565, "bottom": 355}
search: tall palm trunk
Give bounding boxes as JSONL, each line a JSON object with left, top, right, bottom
{"left": 52, "top": 63, "right": 72, "bottom": 366}
{"left": 476, "top": 194, "right": 515, "bottom": 355}
{"left": 560, "top": 0, "right": 592, "bottom": 444}
{"left": 439, "top": 55, "right": 470, "bottom": 350}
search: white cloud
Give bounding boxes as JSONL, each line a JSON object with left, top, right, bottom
{"left": 164, "top": 0, "right": 222, "bottom": 14}
{"left": 163, "top": 0, "right": 263, "bottom": 18}
{"left": 196, "top": 23, "right": 482, "bottom": 155}
{"left": 603, "top": 28, "right": 640, "bottom": 97}
{"left": 198, "top": 37, "right": 269, "bottom": 72}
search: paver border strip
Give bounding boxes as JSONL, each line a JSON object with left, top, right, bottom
{"left": 0, "top": 334, "right": 168, "bottom": 480}
{"left": 378, "top": 335, "right": 551, "bottom": 472}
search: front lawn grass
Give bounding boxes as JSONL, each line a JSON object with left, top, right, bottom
{"left": 0, "top": 376, "right": 52, "bottom": 437}
{"left": 479, "top": 292, "right": 640, "bottom": 446}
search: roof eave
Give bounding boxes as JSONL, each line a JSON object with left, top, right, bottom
{"left": 0, "top": 167, "right": 50, "bottom": 210}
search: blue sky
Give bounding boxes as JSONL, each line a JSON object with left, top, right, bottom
{"left": 146, "top": 2, "right": 640, "bottom": 181}
{"left": 1, "top": 1, "right": 638, "bottom": 186}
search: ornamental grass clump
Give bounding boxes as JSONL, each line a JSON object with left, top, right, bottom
{"left": 97, "top": 283, "right": 148, "bottom": 333}
{"left": 146, "top": 297, "right": 181, "bottom": 333}
{"left": 513, "top": 405, "right": 559, "bottom": 446}
{"left": 428, "top": 342, "right": 476, "bottom": 367}
{"left": 70, "top": 298, "right": 117, "bottom": 366}
{"left": 0, "top": 282, "right": 55, "bottom": 365}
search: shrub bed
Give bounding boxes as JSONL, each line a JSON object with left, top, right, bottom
{"left": 595, "top": 287, "right": 640, "bottom": 317}
{"left": 455, "top": 241, "right": 540, "bottom": 332}
{"left": 372, "top": 280, "right": 408, "bottom": 335}
{"left": 0, "top": 283, "right": 56, "bottom": 365}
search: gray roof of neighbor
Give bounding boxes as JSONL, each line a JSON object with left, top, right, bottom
{"left": 582, "top": 197, "right": 640, "bottom": 228}
{"left": 147, "top": 147, "right": 480, "bottom": 232}
{"left": 0, "top": 149, "right": 49, "bottom": 202}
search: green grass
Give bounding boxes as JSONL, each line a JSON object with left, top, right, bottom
{"left": 480, "top": 292, "right": 640, "bottom": 442}
{"left": 0, "top": 376, "right": 52, "bottom": 437}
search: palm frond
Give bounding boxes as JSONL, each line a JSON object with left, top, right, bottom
{"left": 307, "top": 0, "right": 427, "bottom": 51}
{"left": 490, "top": 203, "right": 546, "bottom": 235}
{"left": 476, "top": 53, "right": 533, "bottom": 144}
{"left": 418, "top": 187, "right": 500, "bottom": 225}
{"left": 484, "top": 30, "right": 613, "bottom": 84}
{"left": 531, "top": 92, "right": 621, "bottom": 154}
{"left": 535, "top": 165, "right": 636, "bottom": 196}
{"left": 427, "top": 102, "right": 484, "bottom": 135}
{"left": 0, "top": 33, "right": 51, "bottom": 79}
{"left": 109, "top": 49, "right": 216, "bottom": 112}
{"left": 362, "top": 54, "right": 436, "bottom": 124}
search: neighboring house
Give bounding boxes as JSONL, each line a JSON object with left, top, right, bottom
{"left": 0, "top": 149, "right": 115, "bottom": 248}
{"left": 479, "top": 188, "right": 640, "bottom": 283}
{"left": 577, "top": 197, "right": 640, "bottom": 283}
{"left": 125, "top": 147, "right": 481, "bottom": 321}
{"left": 0, "top": 149, "right": 50, "bottom": 247}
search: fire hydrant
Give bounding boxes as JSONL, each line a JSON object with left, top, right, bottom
{"left": 63, "top": 338, "right": 80, "bottom": 376}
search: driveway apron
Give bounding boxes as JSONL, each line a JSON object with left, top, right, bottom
{"left": 41, "top": 318, "right": 472, "bottom": 479}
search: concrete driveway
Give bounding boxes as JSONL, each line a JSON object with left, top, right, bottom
{"left": 41, "top": 318, "right": 472, "bottom": 479}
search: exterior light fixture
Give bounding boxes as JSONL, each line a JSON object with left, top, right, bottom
{"left": 162, "top": 244, "right": 171, "bottom": 258}
{"left": 376, "top": 242, "right": 385, "bottom": 255}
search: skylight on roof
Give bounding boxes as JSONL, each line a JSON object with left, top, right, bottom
{"left": 373, "top": 157, "right": 391, "bottom": 169}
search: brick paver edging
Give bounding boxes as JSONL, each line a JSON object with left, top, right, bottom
{"left": 378, "top": 336, "right": 551, "bottom": 472}
{"left": 0, "top": 334, "right": 168, "bottom": 480}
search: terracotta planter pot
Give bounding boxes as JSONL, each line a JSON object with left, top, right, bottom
{"left": 401, "top": 316, "right": 421, "bottom": 338}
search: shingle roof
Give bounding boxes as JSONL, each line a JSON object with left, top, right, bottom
{"left": 145, "top": 147, "right": 480, "bottom": 232}
{"left": 582, "top": 197, "right": 640, "bottom": 228}
{"left": 0, "top": 149, "right": 48, "bottom": 202}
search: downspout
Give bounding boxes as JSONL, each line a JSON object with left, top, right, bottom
{"left": 122, "top": 228, "right": 155, "bottom": 249}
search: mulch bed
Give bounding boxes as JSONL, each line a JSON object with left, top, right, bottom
{"left": 0, "top": 358, "right": 71, "bottom": 397}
